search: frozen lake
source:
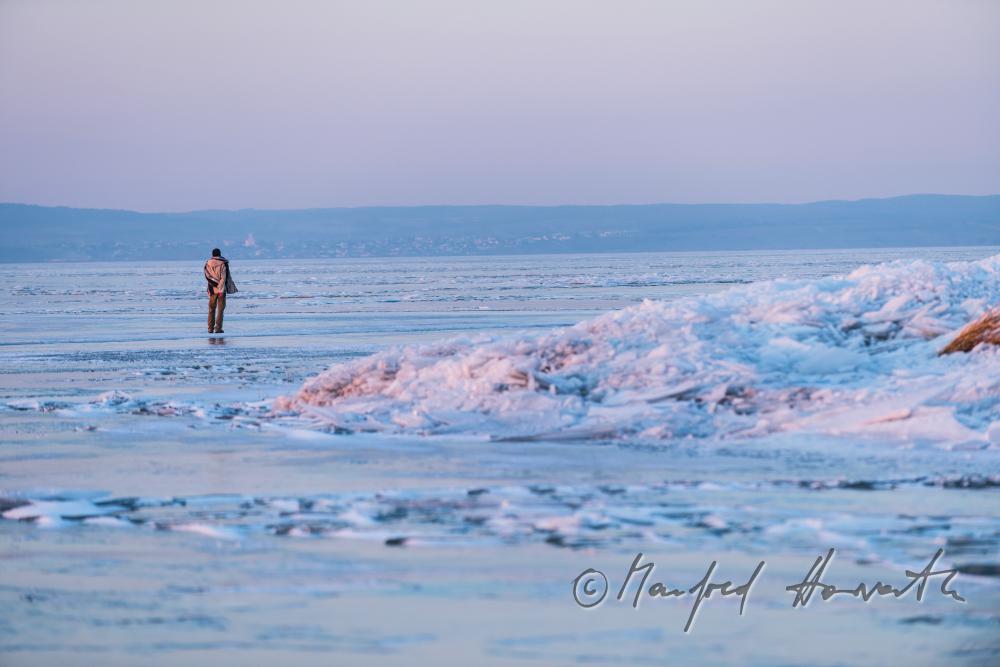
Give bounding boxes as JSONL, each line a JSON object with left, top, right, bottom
{"left": 2, "top": 247, "right": 999, "bottom": 666}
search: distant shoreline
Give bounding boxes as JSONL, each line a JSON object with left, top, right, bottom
{"left": 2, "top": 194, "right": 998, "bottom": 263}
{"left": 5, "top": 193, "right": 1000, "bottom": 215}
{"left": 2, "top": 244, "right": 998, "bottom": 266}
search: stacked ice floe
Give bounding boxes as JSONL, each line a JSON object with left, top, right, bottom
{"left": 279, "top": 255, "right": 1000, "bottom": 444}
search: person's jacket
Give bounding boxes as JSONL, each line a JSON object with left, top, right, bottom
{"left": 204, "top": 256, "right": 238, "bottom": 295}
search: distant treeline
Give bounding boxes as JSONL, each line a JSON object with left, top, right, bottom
{"left": 1, "top": 194, "right": 998, "bottom": 262}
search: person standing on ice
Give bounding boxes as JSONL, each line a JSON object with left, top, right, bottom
{"left": 204, "top": 248, "right": 238, "bottom": 333}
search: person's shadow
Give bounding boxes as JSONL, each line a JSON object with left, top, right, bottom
{"left": 208, "top": 337, "right": 226, "bottom": 346}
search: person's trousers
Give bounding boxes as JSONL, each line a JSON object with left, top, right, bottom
{"left": 208, "top": 292, "right": 226, "bottom": 332}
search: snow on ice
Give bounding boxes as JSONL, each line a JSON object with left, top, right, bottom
{"left": 280, "top": 255, "right": 1000, "bottom": 444}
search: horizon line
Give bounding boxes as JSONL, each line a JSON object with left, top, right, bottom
{"left": 3, "top": 192, "right": 1000, "bottom": 216}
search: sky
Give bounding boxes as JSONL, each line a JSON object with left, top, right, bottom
{"left": 0, "top": 0, "right": 998, "bottom": 211}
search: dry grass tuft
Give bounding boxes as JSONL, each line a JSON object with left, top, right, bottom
{"left": 939, "top": 308, "right": 1000, "bottom": 355}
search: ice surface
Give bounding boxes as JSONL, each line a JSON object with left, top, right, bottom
{"left": 2, "top": 250, "right": 999, "bottom": 665}
{"left": 3, "top": 475, "right": 997, "bottom": 563}
{"left": 283, "top": 255, "right": 1000, "bottom": 444}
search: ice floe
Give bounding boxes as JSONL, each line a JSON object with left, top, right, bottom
{"left": 280, "top": 255, "right": 1000, "bottom": 444}
{"left": 3, "top": 476, "right": 998, "bottom": 567}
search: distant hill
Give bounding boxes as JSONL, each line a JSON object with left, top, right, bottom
{"left": 0, "top": 195, "right": 998, "bottom": 262}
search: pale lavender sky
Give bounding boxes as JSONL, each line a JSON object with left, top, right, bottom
{"left": 0, "top": 0, "right": 998, "bottom": 211}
